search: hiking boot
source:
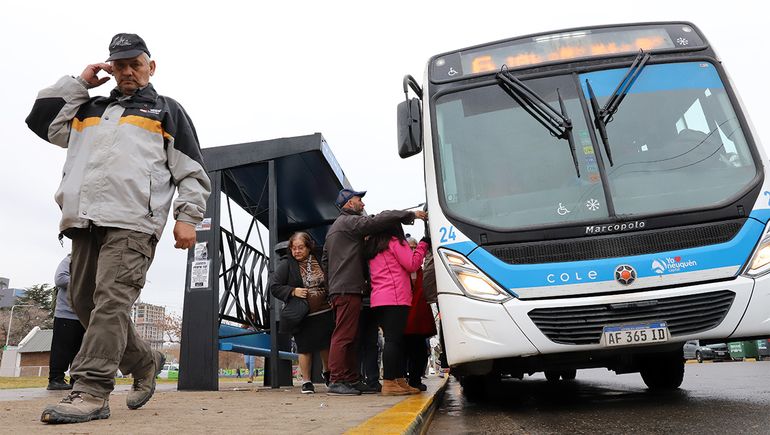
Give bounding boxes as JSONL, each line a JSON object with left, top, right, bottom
{"left": 396, "top": 378, "right": 421, "bottom": 394}
{"left": 40, "top": 391, "right": 110, "bottom": 424}
{"left": 381, "top": 379, "right": 410, "bottom": 396}
{"left": 327, "top": 382, "right": 361, "bottom": 396}
{"left": 301, "top": 381, "right": 315, "bottom": 394}
{"left": 126, "top": 350, "right": 165, "bottom": 410}
{"left": 321, "top": 371, "right": 331, "bottom": 387}
{"left": 47, "top": 379, "right": 73, "bottom": 391}
{"left": 351, "top": 380, "right": 379, "bottom": 394}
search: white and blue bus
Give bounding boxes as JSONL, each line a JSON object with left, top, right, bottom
{"left": 397, "top": 22, "right": 770, "bottom": 395}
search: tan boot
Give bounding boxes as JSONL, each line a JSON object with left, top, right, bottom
{"left": 41, "top": 391, "right": 110, "bottom": 424}
{"left": 127, "top": 350, "right": 165, "bottom": 410}
{"left": 396, "top": 378, "right": 421, "bottom": 394}
{"left": 381, "top": 379, "right": 410, "bottom": 396}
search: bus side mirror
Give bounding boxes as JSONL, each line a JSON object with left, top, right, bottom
{"left": 397, "top": 97, "right": 423, "bottom": 158}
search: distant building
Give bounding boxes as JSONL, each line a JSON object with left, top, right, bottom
{"left": 0, "top": 327, "right": 52, "bottom": 377}
{"left": 0, "top": 279, "right": 26, "bottom": 308}
{"left": 131, "top": 301, "right": 165, "bottom": 351}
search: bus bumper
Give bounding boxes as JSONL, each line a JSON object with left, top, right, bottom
{"left": 440, "top": 276, "right": 761, "bottom": 366}
{"left": 507, "top": 277, "right": 755, "bottom": 355}
{"left": 438, "top": 293, "right": 539, "bottom": 367}
{"left": 732, "top": 274, "right": 770, "bottom": 337}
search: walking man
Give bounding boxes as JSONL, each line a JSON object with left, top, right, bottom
{"left": 26, "top": 33, "right": 211, "bottom": 424}
{"left": 322, "top": 189, "right": 426, "bottom": 395}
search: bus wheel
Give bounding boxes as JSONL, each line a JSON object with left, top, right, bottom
{"left": 561, "top": 369, "right": 577, "bottom": 381}
{"left": 460, "top": 374, "right": 499, "bottom": 401}
{"left": 544, "top": 370, "right": 561, "bottom": 382}
{"left": 640, "top": 350, "right": 684, "bottom": 391}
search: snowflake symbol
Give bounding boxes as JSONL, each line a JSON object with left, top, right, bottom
{"left": 586, "top": 199, "right": 600, "bottom": 211}
{"left": 676, "top": 37, "right": 689, "bottom": 46}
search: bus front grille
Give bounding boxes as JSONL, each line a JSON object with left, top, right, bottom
{"left": 488, "top": 219, "right": 744, "bottom": 264}
{"left": 527, "top": 290, "right": 735, "bottom": 345}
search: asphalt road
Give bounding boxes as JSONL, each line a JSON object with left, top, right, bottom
{"left": 429, "top": 361, "right": 770, "bottom": 434}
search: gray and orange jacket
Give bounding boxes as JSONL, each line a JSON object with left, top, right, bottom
{"left": 26, "top": 76, "right": 211, "bottom": 239}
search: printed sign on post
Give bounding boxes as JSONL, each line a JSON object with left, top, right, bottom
{"left": 194, "top": 242, "right": 208, "bottom": 261}
{"left": 190, "top": 260, "right": 210, "bottom": 289}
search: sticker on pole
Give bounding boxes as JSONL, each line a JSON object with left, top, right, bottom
{"left": 190, "top": 260, "right": 210, "bottom": 289}
{"left": 195, "top": 218, "right": 212, "bottom": 231}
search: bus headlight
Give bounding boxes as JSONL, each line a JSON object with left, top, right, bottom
{"left": 438, "top": 248, "right": 512, "bottom": 302}
{"left": 744, "top": 227, "right": 770, "bottom": 277}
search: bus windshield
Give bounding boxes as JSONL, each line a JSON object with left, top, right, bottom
{"left": 434, "top": 61, "right": 757, "bottom": 231}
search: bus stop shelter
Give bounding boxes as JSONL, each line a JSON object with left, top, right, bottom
{"left": 178, "top": 133, "right": 352, "bottom": 390}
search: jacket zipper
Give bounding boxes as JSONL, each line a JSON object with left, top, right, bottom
{"left": 146, "top": 175, "right": 154, "bottom": 217}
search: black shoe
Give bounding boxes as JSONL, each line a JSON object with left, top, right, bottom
{"left": 327, "top": 382, "right": 361, "bottom": 396}
{"left": 47, "top": 379, "right": 72, "bottom": 391}
{"left": 351, "top": 380, "right": 379, "bottom": 394}
{"left": 301, "top": 381, "right": 315, "bottom": 394}
{"left": 409, "top": 382, "right": 428, "bottom": 392}
{"left": 366, "top": 380, "right": 382, "bottom": 393}
{"left": 321, "top": 371, "right": 331, "bottom": 387}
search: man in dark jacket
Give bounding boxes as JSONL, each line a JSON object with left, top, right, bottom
{"left": 322, "top": 188, "right": 427, "bottom": 395}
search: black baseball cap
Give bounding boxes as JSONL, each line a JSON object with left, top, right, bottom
{"left": 106, "top": 33, "right": 151, "bottom": 61}
{"left": 335, "top": 188, "right": 366, "bottom": 208}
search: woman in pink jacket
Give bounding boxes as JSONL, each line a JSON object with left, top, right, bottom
{"left": 365, "top": 224, "right": 429, "bottom": 395}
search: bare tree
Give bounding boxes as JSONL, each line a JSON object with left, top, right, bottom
{"left": 0, "top": 305, "right": 51, "bottom": 347}
{"left": 161, "top": 313, "right": 183, "bottom": 344}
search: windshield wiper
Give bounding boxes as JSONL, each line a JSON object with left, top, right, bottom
{"left": 586, "top": 49, "right": 651, "bottom": 166}
{"left": 497, "top": 66, "right": 580, "bottom": 177}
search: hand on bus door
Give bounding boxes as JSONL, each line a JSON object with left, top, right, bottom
{"left": 414, "top": 210, "right": 428, "bottom": 221}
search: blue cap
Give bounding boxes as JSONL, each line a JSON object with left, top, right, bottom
{"left": 335, "top": 188, "right": 366, "bottom": 208}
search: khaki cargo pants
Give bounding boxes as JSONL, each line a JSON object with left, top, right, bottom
{"left": 67, "top": 226, "right": 157, "bottom": 398}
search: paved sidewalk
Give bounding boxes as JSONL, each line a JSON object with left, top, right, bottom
{"left": 0, "top": 376, "right": 447, "bottom": 434}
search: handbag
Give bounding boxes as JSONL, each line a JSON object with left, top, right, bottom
{"left": 279, "top": 296, "right": 309, "bottom": 334}
{"left": 306, "top": 287, "right": 331, "bottom": 314}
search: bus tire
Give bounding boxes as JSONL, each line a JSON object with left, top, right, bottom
{"left": 561, "top": 369, "right": 577, "bottom": 381}
{"left": 460, "top": 374, "right": 499, "bottom": 401}
{"left": 640, "top": 350, "right": 685, "bottom": 391}
{"left": 544, "top": 370, "right": 561, "bottom": 382}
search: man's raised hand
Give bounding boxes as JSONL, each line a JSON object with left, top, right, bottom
{"left": 79, "top": 63, "right": 113, "bottom": 88}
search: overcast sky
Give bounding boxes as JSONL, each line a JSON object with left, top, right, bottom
{"left": 1, "top": 1, "right": 767, "bottom": 314}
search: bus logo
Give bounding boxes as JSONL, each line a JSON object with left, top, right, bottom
{"left": 615, "top": 265, "right": 637, "bottom": 285}
{"left": 585, "top": 220, "right": 645, "bottom": 235}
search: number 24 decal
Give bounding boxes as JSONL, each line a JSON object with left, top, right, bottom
{"left": 439, "top": 226, "right": 456, "bottom": 243}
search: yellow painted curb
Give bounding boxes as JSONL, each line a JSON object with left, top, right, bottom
{"left": 744, "top": 358, "right": 757, "bottom": 362}
{"left": 346, "top": 377, "right": 449, "bottom": 435}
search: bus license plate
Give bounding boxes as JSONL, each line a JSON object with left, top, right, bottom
{"left": 602, "top": 322, "right": 668, "bottom": 347}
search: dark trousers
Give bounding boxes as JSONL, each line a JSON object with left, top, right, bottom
{"left": 405, "top": 335, "right": 429, "bottom": 386}
{"left": 48, "top": 317, "right": 86, "bottom": 382}
{"left": 329, "top": 294, "right": 362, "bottom": 383}
{"left": 358, "top": 305, "right": 381, "bottom": 386}
{"left": 69, "top": 227, "right": 157, "bottom": 398}
{"left": 375, "top": 305, "right": 409, "bottom": 380}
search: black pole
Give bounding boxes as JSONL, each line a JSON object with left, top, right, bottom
{"left": 268, "top": 160, "right": 280, "bottom": 388}
{"left": 179, "top": 170, "right": 221, "bottom": 390}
